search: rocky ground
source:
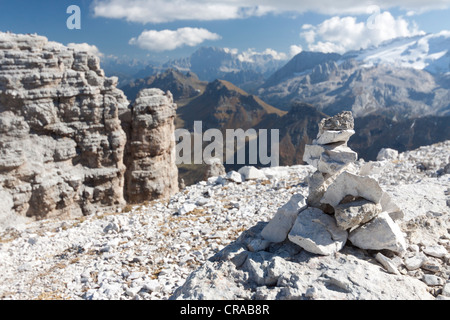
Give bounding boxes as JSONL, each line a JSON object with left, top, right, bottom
{"left": 0, "top": 141, "right": 449, "bottom": 300}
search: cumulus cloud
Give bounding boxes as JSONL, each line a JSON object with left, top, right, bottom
{"left": 236, "top": 48, "right": 288, "bottom": 63}
{"left": 223, "top": 47, "right": 239, "bottom": 55}
{"left": 216, "top": 47, "right": 290, "bottom": 62}
{"left": 289, "top": 45, "right": 303, "bottom": 57}
{"left": 67, "top": 43, "right": 104, "bottom": 57}
{"left": 129, "top": 28, "right": 221, "bottom": 51}
{"left": 300, "top": 11, "right": 425, "bottom": 53}
{"left": 92, "top": 0, "right": 450, "bottom": 23}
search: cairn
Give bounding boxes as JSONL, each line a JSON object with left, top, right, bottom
{"left": 262, "top": 111, "right": 407, "bottom": 256}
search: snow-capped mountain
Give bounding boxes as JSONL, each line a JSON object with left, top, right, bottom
{"left": 258, "top": 32, "right": 450, "bottom": 119}
{"left": 347, "top": 31, "right": 450, "bottom": 74}
{"left": 164, "top": 46, "right": 287, "bottom": 87}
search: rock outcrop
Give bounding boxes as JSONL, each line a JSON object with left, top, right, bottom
{"left": 123, "top": 89, "right": 178, "bottom": 203}
{"left": 0, "top": 32, "right": 128, "bottom": 221}
{"left": 0, "top": 32, "right": 178, "bottom": 225}
{"left": 171, "top": 223, "right": 433, "bottom": 300}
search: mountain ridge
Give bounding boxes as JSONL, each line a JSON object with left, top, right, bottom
{"left": 257, "top": 32, "right": 450, "bottom": 117}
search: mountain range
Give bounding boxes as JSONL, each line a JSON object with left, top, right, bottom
{"left": 258, "top": 32, "right": 450, "bottom": 119}
{"left": 115, "top": 32, "right": 450, "bottom": 182}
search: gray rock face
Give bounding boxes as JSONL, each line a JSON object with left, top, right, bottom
{"left": 0, "top": 32, "right": 179, "bottom": 223}
{"left": 0, "top": 33, "right": 128, "bottom": 220}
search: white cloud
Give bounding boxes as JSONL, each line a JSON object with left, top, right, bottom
{"left": 261, "top": 48, "right": 288, "bottom": 60}
{"left": 223, "top": 47, "right": 239, "bottom": 55}
{"left": 289, "top": 45, "right": 303, "bottom": 57}
{"left": 300, "top": 11, "right": 425, "bottom": 53}
{"left": 236, "top": 48, "right": 288, "bottom": 62}
{"left": 67, "top": 43, "right": 104, "bottom": 57}
{"left": 92, "top": 0, "right": 450, "bottom": 23}
{"left": 129, "top": 28, "right": 221, "bottom": 51}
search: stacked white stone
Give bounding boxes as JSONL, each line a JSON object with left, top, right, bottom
{"left": 302, "top": 111, "right": 358, "bottom": 211}
{"left": 262, "top": 111, "right": 407, "bottom": 256}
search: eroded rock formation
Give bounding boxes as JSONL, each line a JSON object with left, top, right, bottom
{"left": 0, "top": 32, "right": 178, "bottom": 224}
{"left": 123, "top": 88, "right": 178, "bottom": 203}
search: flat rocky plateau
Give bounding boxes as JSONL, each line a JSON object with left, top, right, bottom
{"left": 0, "top": 141, "right": 449, "bottom": 300}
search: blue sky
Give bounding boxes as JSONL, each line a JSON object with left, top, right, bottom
{"left": 1, "top": 0, "right": 450, "bottom": 63}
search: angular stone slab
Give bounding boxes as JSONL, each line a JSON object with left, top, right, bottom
{"left": 238, "top": 166, "right": 266, "bottom": 181}
{"left": 304, "top": 143, "right": 357, "bottom": 172}
{"left": 314, "top": 129, "right": 355, "bottom": 145}
{"left": 375, "top": 252, "right": 400, "bottom": 275}
{"left": 303, "top": 144, "right": 324, "bottom": 168}
{"left": 288, "top": 207, "right": 348, "bottom": 255}
{"left": 261, "top": 193, "right": 307, "bottom": 243}
{"left": 380, "top": 192, "right": 404, "bottom": 220}
{"left": 348, "top": 212, "right": 407, "bottom": 254}
{"left": 321, "top": 171, "right": 384, "bottom": 207}
{"left": 317, "top": 152, "right": 355, "bottom": 175}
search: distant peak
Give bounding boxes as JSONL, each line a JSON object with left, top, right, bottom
{"left": 207, "top": 79, "right": 247, "bottom": 95}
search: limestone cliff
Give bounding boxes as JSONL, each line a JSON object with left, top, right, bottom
{"left": 0, "top": 32, "right": 178, "bottom": 224}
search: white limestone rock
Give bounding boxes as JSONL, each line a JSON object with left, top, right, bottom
{"left": 321, "top": 171, "right": 384, "bottom": 207}
{"left": 379, "top": 191, "right": 404, "bottom": 220}
{"left": 178, "top": 203, "right": 197, "bottom": 215}
{"left": 359, "top": 160, "right": 386, "bottom": 177}
{"left": 288, "top": 207, "right": 348, "bottom": 255}
{"left": 317, "top": 153, "right": 353, "bottom": 175}
{"left": 203, "top": 157, "right": 226, "bottom": 180}
{"left": 348, "top": 212, "right": 407, "bottom": 254}
{"left": 226, "top": 170, "right": 243, "bottom": 183}
{"left": 238, "top": 166, "right": 267, "bottom": 181}
{"left": 422, "top": 245, "right": 448, "bottom": 258}
{"left": 259, "top": 166, "right": 291, "bottom": 180}
{"left": 375, "top": 252, "right": 400, "bottom": 275}
{"left": 261, "top": 193, "right": 307, "bottom": 243}
{"left": 304, "top": 143, "right": 357, "bottom": 173}
{"left": 404, "top": 252, "right": 427, "bottom": 270}
{"left": 314, "top": 129, "right": 355, "bottom": 145}
{"left": 422, "top": 274, "right": 444, "bottom": 286}
{"left": 306, "top": 164, "right": 356, "bottom": 210}
{"left": 377, "top": 148, "right": 399, "bottom": 161}
{"left": 303, "top": 144, "right": 324, "bottom": 168}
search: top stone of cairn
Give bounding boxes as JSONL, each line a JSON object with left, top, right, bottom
{"left": 319, "top": 111, "right": 354, "bottom": 132}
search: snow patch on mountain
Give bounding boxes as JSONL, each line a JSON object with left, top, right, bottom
{"left": 348, "top": 31, "right": 450, "bottom": 74}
